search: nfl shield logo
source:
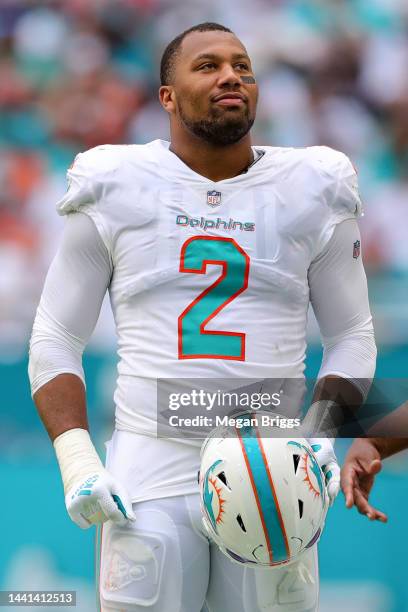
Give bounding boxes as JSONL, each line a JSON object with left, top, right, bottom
{"left": 207, "top": 190, "right": 222, "bottom": 207}
{"left": 353, "top": 240, "right": 361, "bottom": 259}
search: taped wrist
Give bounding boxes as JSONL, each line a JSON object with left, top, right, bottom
{"left": 53, "top": 428, "right": 104, "bottom": 494}
{"left": 302, "top": 400, "right": 344, "bottom": 438}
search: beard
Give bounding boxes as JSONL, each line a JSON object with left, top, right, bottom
{"left": 178, "top": 100, "right": 255, "bottom": 146}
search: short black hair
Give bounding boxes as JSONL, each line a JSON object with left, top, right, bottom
{"left": 160, "top": 22, "right": 234, "bottom": 86}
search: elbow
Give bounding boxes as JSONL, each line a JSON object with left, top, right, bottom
{"left": 319, "top": 328, "right": 377, "bottom": 399}
{"left": 28, "top": 329, "right": 85, "bottom": 398}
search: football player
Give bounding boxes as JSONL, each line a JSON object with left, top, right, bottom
{"left": 29, "top": 22, "right": 376, "bottom": 612}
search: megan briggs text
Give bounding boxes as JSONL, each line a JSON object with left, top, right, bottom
{"left": 168, "top": 415, "right": 301, "bottom": 429}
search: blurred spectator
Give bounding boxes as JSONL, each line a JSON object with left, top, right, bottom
{"left": 42, "top": 70, "right": 143, "bottom": 149}
{"left": 1, "top": 0, "right": 408, "bottom": 353}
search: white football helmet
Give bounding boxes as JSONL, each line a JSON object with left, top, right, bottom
{"left": 199, "top": 413, "right": 328, "bottom": 567}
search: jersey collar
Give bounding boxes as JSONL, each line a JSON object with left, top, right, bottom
{"left": 155, "top": 139, "right": 270, "bottom": 187}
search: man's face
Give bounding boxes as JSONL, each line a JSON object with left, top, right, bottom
{"left": 164, "top": 30, "right": 258, "bottom": 146}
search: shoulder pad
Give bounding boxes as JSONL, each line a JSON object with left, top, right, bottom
{"left": 56, "top": 145, "right": 126, "bottom": 215}
{"left": 304, "top": 146, "right": 362, "bottom": 217}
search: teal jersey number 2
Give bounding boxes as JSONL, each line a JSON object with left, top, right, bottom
{"left": 178, "top": 236, "right": 250, "bottom": 360}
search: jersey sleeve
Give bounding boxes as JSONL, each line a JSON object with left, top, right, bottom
{"left": 309, "top": 218, "right": 376, "bottom": 398}
{"left": 311, "top": 147, "right": 363, "bottom": 257}
{"left": 28, "top": 212, "right": 112, "bottom": 395}
{"left": 56, "top": 146, "right": 119, "bottom": 250}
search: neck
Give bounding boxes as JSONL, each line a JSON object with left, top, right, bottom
{"left": 169, "top": 128, "right": 253, "bottom": 182}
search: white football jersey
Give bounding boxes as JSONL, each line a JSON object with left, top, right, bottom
{"left": 57, "top": 140, "right": 361, "bottom": 436}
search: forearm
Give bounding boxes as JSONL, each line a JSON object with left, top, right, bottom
{"left": 33, "top": 373, "right": 106, "bottom": 497}
{"left": 365, "top": 400, "right": 408, "bottom": 440}
{"left": 36, "top": 391, "right": 133, "bottom": 526}
{"left": 304, "top": 374, "right": 364, "bottom": 438}
{"left": 369, "top": 437, "right": 408, "bottom": 460}
{"left": 33, "top": 373, "right": 88, "bottom": 442}
{"left": 35, "top": 377, "right": 134, "bottom": 526}
{"left": 343, "top": 404, "right": 408, "bottom": 460}
{"left": 313, "top": 374, "right": 363, "bottom": 406}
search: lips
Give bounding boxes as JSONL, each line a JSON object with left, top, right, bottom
{"left": 212, "top": 92, "right": 247, "bottom": 104}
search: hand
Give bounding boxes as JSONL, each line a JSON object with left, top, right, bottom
{"left": 309, "top": 438, "right": 340, "bottom": 506}
{"left": 340, "top": 438, "right": 387, "bottom": 522}
{"left": 65, "top": 470, "right": 136, "bottom": 529}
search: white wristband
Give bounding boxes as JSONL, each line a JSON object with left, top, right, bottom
{"left": 53, "top": 428, "right": 104, "bottom": 494}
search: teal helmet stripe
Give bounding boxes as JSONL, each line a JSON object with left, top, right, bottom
{"left": 238, "top": 424, "right": 289, "bottom": 563}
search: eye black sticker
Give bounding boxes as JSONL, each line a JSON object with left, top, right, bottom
{"left": 241, "top": 76, "right": 256, "bottom": 84}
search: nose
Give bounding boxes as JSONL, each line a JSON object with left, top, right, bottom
{"left": 217, "top": 63, "right": 241, "bottom": 88}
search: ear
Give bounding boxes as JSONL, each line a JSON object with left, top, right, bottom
{"left": 159, "top": 86, "right": 176, "bottom": 114}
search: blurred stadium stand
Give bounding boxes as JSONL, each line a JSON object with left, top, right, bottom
{"left": 1, "top": 1, "right": 407, "bottom": 610}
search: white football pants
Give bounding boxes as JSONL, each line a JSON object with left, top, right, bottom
{"left": 98, "top": 494, "right": 319, "bottom": 612}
